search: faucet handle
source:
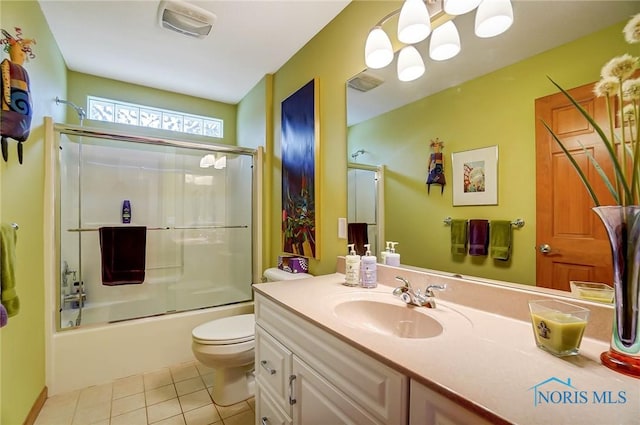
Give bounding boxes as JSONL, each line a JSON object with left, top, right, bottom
{"left": 395, "top": 276, "right": 412, "bottom": 288}
{"left": 425, "top": 284, "right": 446, "bottom": 296}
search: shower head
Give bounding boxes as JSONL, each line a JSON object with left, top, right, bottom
{"left": 351, "top": 149, "right": 365, "bottom": 159}
{"left": 56, "top": 97, "right": 87, "bottom": 123}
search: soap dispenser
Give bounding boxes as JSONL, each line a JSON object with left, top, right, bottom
{"left": 360, "top": 244, "right": 377, "bottom": 288}
{"left": 344, "top": 244, "right": 361, "bottom": 287}
{"left": 380, "top": 241, "right": 392, "bottom": 264}
{"left": 385, "top": 242, "right": 400, "bottom": 266}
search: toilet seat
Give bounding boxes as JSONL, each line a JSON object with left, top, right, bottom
{"left": 192, "top": 313, "right": 255, "bottom": 345}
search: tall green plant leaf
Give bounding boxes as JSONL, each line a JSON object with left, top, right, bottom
{"left": 578, "top": 140, "right": 620, "bottom": 204}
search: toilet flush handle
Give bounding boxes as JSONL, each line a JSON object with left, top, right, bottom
{"left": 260, "top": 360, "right": 276, "bottom": 375}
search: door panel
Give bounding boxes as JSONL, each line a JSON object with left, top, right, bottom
{"left": 535, "top": 82, "right": 613, "bottom": 290}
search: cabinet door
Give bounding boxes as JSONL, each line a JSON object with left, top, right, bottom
{"left": 410, "top": 380, "right": 493, "bottom": 425}
{"left": 256, "top": 384, "right": 292, "bottom": 425}
{"left": 256, "top": 326, "right": 292, "bottom": 414}
{"left": 291, "top": 356, "right": 382, "bottom": 425}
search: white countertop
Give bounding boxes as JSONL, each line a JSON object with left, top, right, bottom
{"left": 253, "top": 273, "right": 640, "bottom": 425}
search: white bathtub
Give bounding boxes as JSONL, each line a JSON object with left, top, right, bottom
{"left": 48, "top": 301, "right": 253, "bottom": 395}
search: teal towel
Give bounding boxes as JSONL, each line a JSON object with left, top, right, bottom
{"left": 450, "top": 219, "right": 468, "bottom": 255}
{"left": 0, "top": 223, "right": 19, "bottom": 317}
{"left": 490, "top": 220, "right": 512, "bottom": 261}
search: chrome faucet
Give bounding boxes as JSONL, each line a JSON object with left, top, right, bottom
{"left": 393, "top": 276, "right": 446, "bottom": 308}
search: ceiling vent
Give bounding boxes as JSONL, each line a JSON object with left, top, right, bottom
{"left": 158, "top": 0, "right": 217, "bottom": 39}
{"left": 347, "top": 72, "right": 384, "bottom": 92}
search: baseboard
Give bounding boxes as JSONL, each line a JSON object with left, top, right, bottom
{"left": 23, "top": 386, "right": 47, "bottom": 425}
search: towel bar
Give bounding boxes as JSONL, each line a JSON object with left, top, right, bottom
{"left": 443, "top": 217, "right": 525, "bottom": 228}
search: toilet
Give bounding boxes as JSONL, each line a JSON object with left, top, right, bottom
{"left": 191, "top": 267, "right": 312, "bottom": 406}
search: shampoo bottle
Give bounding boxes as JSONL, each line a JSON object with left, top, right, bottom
{"left": 344, "top": 244, "right": 361, "bottom": 287}
{"left": 122, "top": 200, "right": 131, "bottom": 224}
{"left": 385, "top": 242, "right": 401, "bottom": 266}
{"left": 360, "top": 244, "right": 377, "bottom": 288}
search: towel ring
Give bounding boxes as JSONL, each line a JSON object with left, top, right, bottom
{"left": 11, "top": 222, "right": 18, "bottom": 230}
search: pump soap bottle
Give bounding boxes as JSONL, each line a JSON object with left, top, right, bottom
{"left": 344, "top": 244, "right": 361, "bottom": 287}
{"left": 385, "top": 242, "right": 400, "bottom": 266}
{"left": 360, "top": 244, "right": 377, "bottom": 288}
{"left": 380, "top": 241, "right": 392, "bottom": 264}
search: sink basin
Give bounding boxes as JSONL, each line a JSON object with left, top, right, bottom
{"left": 333, "top": 299, "right": 444, "bottom": 339}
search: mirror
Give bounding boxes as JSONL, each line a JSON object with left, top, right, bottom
{"left": 346, "top": 1, "right": 638, "bottom": 288}
{"left": 347, "top": 162, "right": 385, "bottom": 257}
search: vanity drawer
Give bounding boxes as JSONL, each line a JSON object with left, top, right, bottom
{"left": 256, "top": 383, "right": 292, "bottom": 425}
{"left": 255, "top": 325, "right": 292, "bottom": 413}
{"left": 256, "top": 294, "right": 407, "bottom": 425}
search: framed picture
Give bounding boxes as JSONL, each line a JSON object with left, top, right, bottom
{"left": 281, "top": 79, "right": 319, "bottom": 259}
{"left": 451, "top": 146, "right": 498, "bottom": 206}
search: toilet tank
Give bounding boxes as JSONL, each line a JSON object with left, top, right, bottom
{"left": 263, "top": 267, "right": 313, "bottom": 282}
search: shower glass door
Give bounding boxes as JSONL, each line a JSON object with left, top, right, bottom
{"left": 58, "top": 131, "right": 253, "bottom": 329}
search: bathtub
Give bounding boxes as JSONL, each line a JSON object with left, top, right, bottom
{"left": 48, "top": 301, "right": 253, "bottom": 395}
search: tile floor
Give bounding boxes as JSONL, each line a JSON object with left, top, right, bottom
{"left": 34, "top": 361, "right": 255, "bottom": 425}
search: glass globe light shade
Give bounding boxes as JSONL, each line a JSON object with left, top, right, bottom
{"left": 397, "top": 46, "right": 425, "bottom": 82}
{"left": 429, "top": 21, "right": 461, "bottom": 61}
{"left": 443, "top": 0, "right": 482, "bottom": 16}
{"left": 365, "top": 27, "right": 394, "bottom": 69}
{"left": 475, "top": 0, "right": 513, "bottom": 38}
{"left": 398, "top": 0, "right": 431, "bottom": 44}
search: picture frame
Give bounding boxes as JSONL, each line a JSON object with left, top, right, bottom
{"left": 281, "top": 78, "right": 320, "bottom": 259}
{"left": 451, "top": 146, "right": 498, "bottom": 206}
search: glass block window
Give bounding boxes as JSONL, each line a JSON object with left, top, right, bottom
{"left": 87, "top": 96, "right": 223, "bottom": 138}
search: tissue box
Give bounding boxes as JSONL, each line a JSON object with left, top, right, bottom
{"left": 278, "top": 256, "right": 309, "bottom": 274}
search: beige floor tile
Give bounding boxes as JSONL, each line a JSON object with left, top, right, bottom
{"left": 221, "top": 410, "right": 254, "bottom": 425}
{"left": 111, "top": 392, "right": 146, "bottom": 417}
{"left": 42, "top": 390, "right": 80, "bottom": 408}
{"left": 199, "top": 372, "right": 214, "bottom": 389}
{"left": 183, "top": 404, "right": 221, "bottom": 425}
{"left": 147, "top": 398, "right": 182, "bottom": 424}
{"left": 144, "top": 368, "right": 173, "bottom": 391}
{"left": 113, "top": 374, "right": 144, "bottom": 399}
{"left": 110, "top": 407, "right": 147, "bottom": 425}
{"left": 153, "top": 413, "right": 187, "bottom": 425}
{"left": 215, "top": 401, "right": 250, "bottom": 419}
{"left": 179, "top": 389, "right": 213, "bottom": 413}
{"left": 146, "top": 384, "right": 178, "bottom": 406}
{"left": 34, "top": 404, "right": 75, "bottom": 425}
{"left": 194, "top": 363, "right": 215, "bottom": 376}
{"left": 77, "top": 383, "right": 112, "bottom": 409}
{"left": 170, "top": 363, "right": 199, "bottom": 383}
{"left": 175, "top": 376, "right": 206, "bottom": 396}
{"left": 72, "top": 401, "right": 111, "bottom": 425}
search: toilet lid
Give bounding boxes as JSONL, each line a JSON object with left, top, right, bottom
{"left": 192, "top": 313, "right": 255, "bottom": 345}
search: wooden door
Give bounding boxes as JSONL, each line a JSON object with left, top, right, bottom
{"left": 535, "top": 82, "right": 614, "bottom": 291}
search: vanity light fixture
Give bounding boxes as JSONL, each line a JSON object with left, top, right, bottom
{"left": 398, "top": 46, "right": 426, "bottom": 82}
{"left": 364, "top": 0, "right": 513, "bottom": 81}
{"left": 429, "top": 20, "right": 461, "bottom": 61}
{"left": 475, "top": 0, "right": 513, "bottom": 38}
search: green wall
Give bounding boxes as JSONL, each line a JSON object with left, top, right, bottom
{"left": 348, "top": 21, "right": 639, "bottom": 285}
{"left": 0, "top": 1, "right": 67, "bottom": 424}
{"left": 66, "top": 71, "right": 237, "bottom": 146}
{"left": 270, "top": 1, "right": 397, "bottom": 275}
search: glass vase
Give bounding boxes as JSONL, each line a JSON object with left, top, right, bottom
{"left": 593, "top": 206, "right": 640, "bottom": 378}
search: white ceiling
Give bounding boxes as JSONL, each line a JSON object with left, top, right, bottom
{"left": 38, "top": 0, "right": 351, "bottom": 105}
{"left": 37, "top": 0, "right": 640, "bottom": 124}
{"left": 348, "top": 1, "right": 640, "bottom": 126}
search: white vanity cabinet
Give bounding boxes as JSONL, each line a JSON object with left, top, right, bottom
{"left": 255, "top": 293, "right": 408, "bottom": 425}
{"left": 409, "top": 380, "right": 494, "bottom": 425}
